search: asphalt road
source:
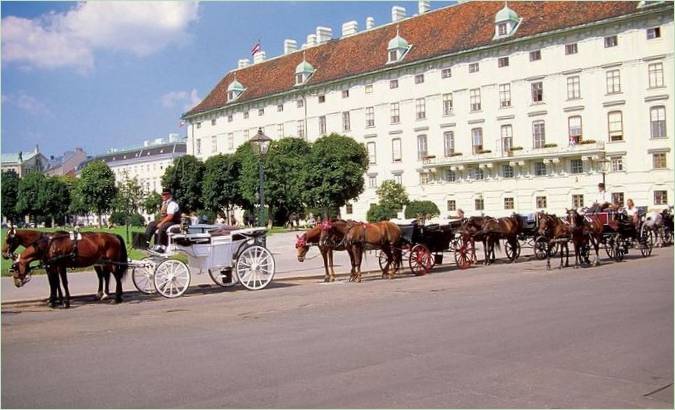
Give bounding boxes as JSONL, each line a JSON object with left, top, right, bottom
{"left": 2, "top": 248, "right": 673, "bottom": 408}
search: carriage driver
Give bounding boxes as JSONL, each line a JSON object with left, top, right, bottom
{"left": 591, "top": 183, "right": 613, "bottom": 212}
{"left": 145, "top": 188, "right": 181, "bottom": 252}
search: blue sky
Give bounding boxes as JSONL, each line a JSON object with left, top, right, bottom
{"left": 1, "top": 1, "right": 451, "bottom": 157}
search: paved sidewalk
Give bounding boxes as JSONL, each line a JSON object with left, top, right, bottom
{"left": 1, "top": 231, "right": 381, "bottom": 303}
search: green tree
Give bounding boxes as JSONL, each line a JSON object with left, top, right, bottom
{"left": 264, "top": 138, "right": 311, "bottom": 226}
{"left": 161, "top": 155, "right": 205, "bottom": 214}
{"left": 142, "top": 191, "right": 162, "bottom": 216}
{"left": 232, "top": 143, "right": 258, "bottom": 212}
{"left": 366, "top": 203, "right": 398, "bottom": 222}
{"left": 202, "top": 154, "right": 242, "bottom": 222}
{"left": 16, "top": 171, "right": 47, "bottom": 223}
{"left": 113, "top": 172, "right": 145, "bottom": 226}
{"left": 1, "top": 170, "right": 20, "bottom": 223}
{"left": 404, "top": 200, "right": 440, "bottom": 219}
{"left": 66, "top": 176, "right": 89, "bottom": 219}
{"left": 376, "top": 180, "right": 409, "bottom": 212}
{"left": 76, "top": 160, "right": 117, "bottom": 226}
{"left": 41, "top": 176, "right": 71, "bottom": 226}
{"left": 301, "top": 133, "right": 368, "bottom": 217}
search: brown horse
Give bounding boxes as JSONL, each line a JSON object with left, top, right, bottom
{"left": 567, "top": 209, "right": 602, "bottom": 266}
{"left": 12, "top": 232, "right": 129, "bottom": 307}
{"left": 478, "top": 214, "right": 523, "bottom": 264}
{"left": 343, "top": 221, "right": 401, "bottom": 282}
{"left": 457, "top": 216, "right": 493, "bottom": 265}
{"left": 315, "top": 219, "right": 363, "bottom": 281}
{"left": 3, "top": 228, "right": 119, "bottom": 301}
{"left": 537, "top": 212, "right": 570, "bottom": 269}
{"left": 295, "top": 224, "right": 354, "bottom": 282}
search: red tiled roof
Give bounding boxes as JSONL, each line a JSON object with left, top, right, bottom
{"left": 185, "top": 1, "right": 643, "bottom": 117}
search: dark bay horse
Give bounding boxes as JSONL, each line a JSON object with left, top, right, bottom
{"left": 537, "top": 212, "right": 571, "bottom": 269}
{"left": 342, "top": 221, "right": 402, "bottom": 282}
{"left": 568, "top": 209, "right": 603, "bottom": 266}
{"left": 12, "top": 232, "right": 129, "bottom": 307}
{"left": 295, "top": 224, "right": 354, "bottom": 282}
{"left": 478, "top": 214, "right": 523, "bottom": 264}
{"left": 457, "top": 216, "right": 493, "bottom": 265}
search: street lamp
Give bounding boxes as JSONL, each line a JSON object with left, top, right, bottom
{"left": 249, "top": 128, "right": 272, "bottom": 227}
{"left": 597, "top": 154, "right": 611, "bottom": 186}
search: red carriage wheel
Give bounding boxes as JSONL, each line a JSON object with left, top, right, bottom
{"left": 408, "top": 244, "right": 432, "bottom": 276}
{"left": 454, "top": 238, "right": 474, "bottom": 269}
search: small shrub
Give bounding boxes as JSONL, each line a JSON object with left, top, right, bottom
{"left": 404, "top": 200, "right": 440, "bottom": 219}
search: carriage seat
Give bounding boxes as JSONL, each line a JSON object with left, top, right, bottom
{"left": 208, "top": 225, "right": 239, "bottom": 237}
{"left": 518, "top": 213, "right": 536, "bottom": 230}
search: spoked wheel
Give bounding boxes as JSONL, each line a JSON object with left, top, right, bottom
{"left": 612, "top": 234, "right": 625, "bottom": 262}
{"left": 504, "top": 240, "right": 521, "bottom": 261}
{"left": 534, "top": 237, "right": 548, "bottom": 260}
{"left": 454, "top": 239, "right": 474, "bottom": 269}
{"left": 409, "top": 244, "right": 433, "bottom": 276}
{"left": 235, "top": 245, "right": 275, "bottom": 290}
{"left": 639, "top": 227, "right": 654, "bottom": 257}
{"left": 604, "top": 236, "right": 615, "bottom": 260}
{"left": 662, "top": 228, "right": 673, "bottom": 247}
{"left": 580, "top": 243, "right": 591, "bottom": 264}
{"left": 208, "top": 268, "right": 237, "bottom": 287}
{"left": 378, "top": 250, "right": 391, "bottom": 273}
{"left": 132, "top": 256, "right": 159, "bottom": 294}
{"left": 153, "top": 259, "right": 191, "bottom": 298}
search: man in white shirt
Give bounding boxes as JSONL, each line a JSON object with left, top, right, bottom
{"left": 144, "top": 189, "right": 181, "bottom": 251}
{"left": 592, "top": 183, "right": 612, "bottom": 211}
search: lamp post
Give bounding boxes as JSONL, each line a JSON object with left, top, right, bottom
{"left": 598, "top": 155, "right": 611, "bottom": 186}
{"left": 249, "top": 128, "right": 272, "bottom": 227}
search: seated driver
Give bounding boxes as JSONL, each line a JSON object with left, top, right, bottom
{"left": 144, "top": 189, "right": 181, "bottom": 252}
{"left": 591, "top": 183, "right": 612, "bottom": 212}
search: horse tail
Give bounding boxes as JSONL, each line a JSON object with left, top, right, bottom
{"left": 113, "top": 234, "right": 129, "bottom": 279}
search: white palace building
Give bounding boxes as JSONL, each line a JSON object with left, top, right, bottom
{"left": 183, "top": 0, "right": 673, "bottom": 220}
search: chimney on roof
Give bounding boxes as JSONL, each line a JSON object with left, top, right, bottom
{"left": 366, "top": 16, "right": 375, "bottom": 30}
{"left": 144, "top": 140, "right": 150, "bottom": 147}
{"left": 284, "top": 39, "right": 298, "bottom": 54}
{"left": 418, "top": 0, "right": 431, "bottom": 14}
{"left": 253, "top": 50, "right": 266, "bottom": 64}
{"left": 316, "top": 26, "right": 332, "bottom": 43}
{"left": 342, "top": 20, "right": 358, "bottom": 37}
{"left": 238, "top": 58, "right": 250, "bottom": 68}
{"left": 392, "top": 6, "right": 406, "bottom": 22}
{"left": 306, "top": 33, "right": 317, "bottom": 47}
{"left": 34, "top": 144, "right": 40, "bottom": 154}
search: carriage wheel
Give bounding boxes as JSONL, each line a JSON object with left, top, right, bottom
{"left": 612, "top": 234, "right": 625, "bottom": 262}
{"left": 235, "top": 245, "right": 275, "bottom": 290}
{"left": 378, "top": 250, "right": 390, "bottom": 273}
{"left": 580, "top": 243, "right": 591, "bottom": 264}
{"left": 549, "top": 242, "right": 560, "bottom": 257}
{"left": 132, "top": 256, "right": 158, "bottom": 294}
{"left": 504, "top": 240, "right": 521, "bottom": 261}
{"left": 604, "top": 236, "right": 615, "bottom": 260}
{"left": 208, "top": 268, "right": 237, "bottom": 287}
{"left": 534, "top": 237, "right": 548, "bottom": 260}
{"left": 454, "top": 239, "right": 474, "bottom": 269}
{"left": 639, "top": 227, "right": 654, "bottom": 257}
{"left": 153, "top": 259, "right": 191, "bottom": 298}
{"left": 408, "top": 244, "right": 433, "bottom": 276}
{"left": 662, "top": 228, "right": 673, "bottom": 246}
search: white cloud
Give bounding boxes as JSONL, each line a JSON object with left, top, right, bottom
{"left": 2, "top": 1, "right": 199, "bottom": 73}
{"left": 2, "top": 92, "right": 51, "bottom": 116}
{"left": 161, "top": 89, "right": 201, "bottom": 110}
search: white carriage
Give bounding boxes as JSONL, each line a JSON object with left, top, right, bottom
{"left": 131, "top": 224, "right": 275, "bottom": 298}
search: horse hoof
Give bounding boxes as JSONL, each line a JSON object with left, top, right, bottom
{"left": 64, "top": 302, "right": 70, "bottom": 309}
{"left": 113, "top": 297, "right": 123, "bottom": 304}
{"left": 48, "top": 302, "right": 57, "bottom": 309}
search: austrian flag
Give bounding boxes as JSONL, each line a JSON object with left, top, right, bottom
{"left": 251, "top": 41, "right": 261, "bottom": 55}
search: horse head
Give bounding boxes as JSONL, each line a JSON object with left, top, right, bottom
{"left": 295, "top": 233, "right": 309, "bottom": 262}
{"left": 11, "top": 238, "right": 47, "bottom": 288}
{"left": 537, "top": 212, "right": 554, "bottom": 238}
{"left": 2, "top": 225, "right": 19, "bottom": 260}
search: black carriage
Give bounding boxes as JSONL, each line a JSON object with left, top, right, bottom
{"left": 378, "top": 220, "right": 475, "bottom": 275}
{"left": 589, "top": 209, "right": 654, "bottom": 262}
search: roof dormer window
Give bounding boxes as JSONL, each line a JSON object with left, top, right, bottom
{"left": 387, "top": 26, "right": 411, "bottom": 64}
{"left": 295, "top": 52, "right": 315, "bottom": 86}
{"left": 494, "top": 3, "right": 521, "bottom": 39}
{"left": 227, "top": 75, "right": 245, "bottom": 102}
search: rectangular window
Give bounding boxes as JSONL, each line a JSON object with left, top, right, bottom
{"left": 651, "top": 106, "right": 667, "bottom": 138}
{"left": 415, "top": 74, "right": 425, "bottom": 84}
{"left": 498, "top": 22, "right": 508, "bottom": 36}
{"left": 572, "top": 194, "right": 584, "bottom": 208}
{"left": 654, "top": 190, "right": 668, "bottom": 205}
{"left": 319, "top": 116, "right": 326, "bottom": 135}
{"left": 365, "top": 84, "right": 373, "bottom": 93}
{"left": 318, "top": 95, "right": 325, "bottom": 103}
{"left": 604, "top": 35, "right": 618, "bottom": 48}
{"left": 606, "top": 69, "right": 621, "bottom": 94}
{"left": 611, "top": 157, "right": 623, "bottom": 172}
{"left": 649, "top": 63, "right": 664, "bottom": 88}
{"left": 342, "top": 111, "right": 351, "bottom": 132}
{"left": 504, "top": 197, "right": 514, "bottom": 210}
{"left": 469, "top": 62, "right": 479, "bottom": 73}
{"left": 568, "top": 116, "right": 582, "bottom": 144}
{"left": 536, "top": 196, "right": 547, "bottom": 209}
{"left": 297, "top": 121, "right": 305, "bottom": 139}
{"left": 420, "top": 173, "right": 431, "bottom": 185}
{"left": 441, "top": 68, "right": 452, "bottom": 78}
{"left": 501, "top": 125, "right": 513, "bottom": 153}
{"left": 367, "top": 142, "right": 376, "bottom": 164}
{"left": 417, "top": 135, "right": 428, "bottom": 160}
{"left": 565, "top": 43, "right": 578, "bottom": 55}
{"left": 475, "top": 198, "right": 484, "bottom": 211}
{"left": 470, "top": 88, "right": 481, "bottom": 111}
{"left": 277, "top": 124, "right": 284, "bottom": 138}
{"left": 647, "top": 27, "right": 661, "bottom": 39}
{"left": 342, "top": 89, "right": 350, "bottom": 98}
{"left": 531, "top": 81, "right": 543, "bottom": 103}
{"left": 211, "top": 135, "right": 217, "bottom": 152}
{"left": 392, "top": 138, "right": 402, "bottom": 162}
{"left": 534, "top": 162, "right": 547, "bottom": 176}
{"left": 498, "top": 57, "right": 509, "bottom": 67}
{"left": 613, "top": 192, "right": 625, "bottom": 207}
{"left": 567, "top": 76, "right": 581, "bottom": 99}
{"left": 499, "top": 83, "right": 511, "bottom": 108}
{"left": 390, "top": 79, "right": 399, "bottom": 89}
{"left": 196, "top": 122, "right": 201, "bottom": 129}
{"left": 277, "top": 104, "right": 283, "bottom": 112}
{"left": 390, "top": 103, "right": 400, "bottom": 124}
{"left": 243, "top": 112, "right": 249, "bottom": 119}
{"left": 502, "top": 164, "right": 514, "bottom": 178}
{"left": 228, "top": 115, "right": 233, "bottom": 122}
{"left": 471, "top": 128, "right": 483, "bottom": 154}
{"left": 446, "top": 170, "right": 457, "bottom": 182}
{"left": 570, "top": 159, "right": 584, "bottom": 174}
{"left": 297, "top": 99, "right": 304, "bottom": 108}
{"left": 608, "top": 111, "right": 623, "bottom": 141}
{"left": 529, "top": 50, "right": 541, "bottom": 61}
{"left": 346, "top": 203, "right": 353, "bottom": 214}
{"left": 258, "top": 108, "right": 265, "bottom": 116}
{"left": 394, "top": 174, "right": 402, "bottom": 185}
{"left": 653, "top": 153, "right": 667, "bottom": 169}
{"left": 211, "top": 118, "right": 217, "bottom": 126}
{"left": 366, "top": 107, "right": 375, "bottom": 127}
{"left": 415, "top": 98, "right": 426, "bottom": 120}
{"left": 443, "top": 93, "right": 453, "bottom": 115}
{"left": 196, "top": 138, "right": 201, "bottom": 155}
{"left": 447, "top": 200, "right": 456, "bottom": 212}
{"left": 227, "top": 133, "right": 234, "bottom": 150}
{"left": 443, "top": 131, "right": 455, "bottom": 157}
{"left": 533, "top": 120, "right": 546, "bottom": 148}
{"left": 368, "top": 175, "right": 377, "bottom": 188}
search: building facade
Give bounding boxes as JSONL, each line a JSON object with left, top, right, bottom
{"left": 184, "top": 0, "right": 673, "bottom": 220}
{"left": 45, "top": 147, "right": 87, "bottom": 177}
{"left": 1, "top": 145, "right": 48, "bottom": 177}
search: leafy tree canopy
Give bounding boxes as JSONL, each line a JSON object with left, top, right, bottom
{"left": 404, "top": 200, "right": 440, "bottom": 219}
{"left": 161, "top": 155, "right": 205, "bottom": 214}
{"left": 376, "top": 180, "right": 409, "bottom": 211}
{"left": 366, "top": 203, "right": 397, "bottom": 222}
{"left": 142, "top": 191, "right": 162, "bottom": 216}
{"left": 76, "top": 160, "right": 117, "bottom": 218}
{"left": 202, "top": 154, "right": 243, "bottom": 215}
{"left": 264, "top": 137, "right": 311, "bottom": 223}
{"left": 1, "top": 170, "right": 20, "bottom": 222}
{"left": 16, "top": 171, "right": 47, "bottom": 220}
